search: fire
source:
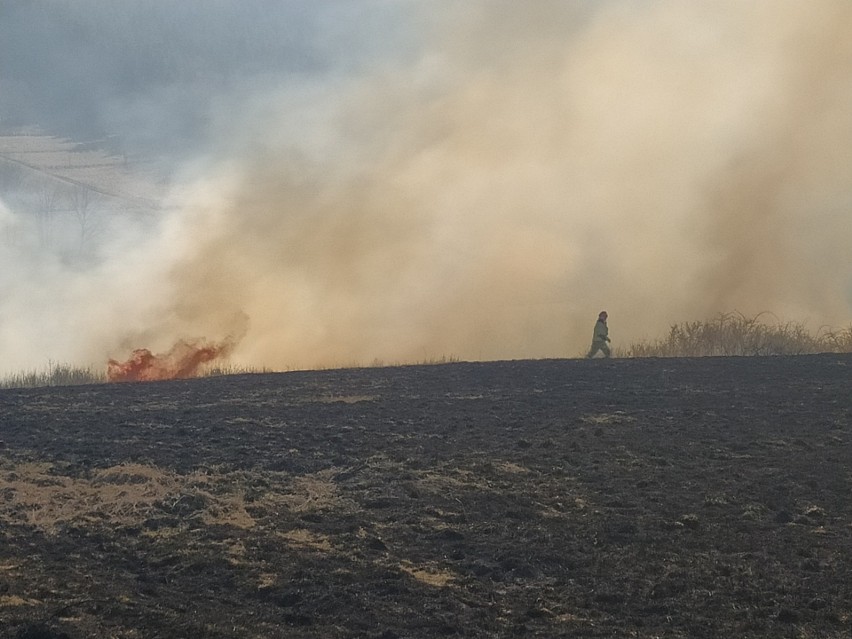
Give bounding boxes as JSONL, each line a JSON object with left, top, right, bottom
{"left": 107, "top": 338, "right": 235, "bottom": 382}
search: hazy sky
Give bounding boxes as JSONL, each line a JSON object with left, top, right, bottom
{"left": 0, "top": 0, "right": 418, "bottom": 156}
{"left": 1, "top": 0, "right": 851, "bottom": 373}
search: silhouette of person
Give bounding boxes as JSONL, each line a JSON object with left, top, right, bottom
{"left": 587, "top": 311, "right": 611, "bottom": 358}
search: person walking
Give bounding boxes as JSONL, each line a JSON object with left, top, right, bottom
{"left": 587, "top": 311, "right": 611, "bottom": 358}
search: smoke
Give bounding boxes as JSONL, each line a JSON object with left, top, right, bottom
{"left": 2, "top": 0, "right": 852, "bottom": 373}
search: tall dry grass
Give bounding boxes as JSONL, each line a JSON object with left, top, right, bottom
{"left": 0, "top": 361, "right": 105, "bottom": 389}
{"left": 621, "top": 312, "right": 852, "bottom": 358}
{"left": 0, "top": 361, "right": 267, "bottom": 389}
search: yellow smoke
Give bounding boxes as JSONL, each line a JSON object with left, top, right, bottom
{"left": 106, "top": 0, "right": 852, "bottom": 368}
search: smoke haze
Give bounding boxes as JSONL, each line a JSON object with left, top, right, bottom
{"left": 1, "top": 0, "right": 852, "bottom": 373}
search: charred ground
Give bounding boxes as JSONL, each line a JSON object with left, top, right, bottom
{"left": 1, "top": 355, "right": 850, "bottom": 638}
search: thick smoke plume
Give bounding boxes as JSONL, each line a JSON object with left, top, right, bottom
{"left": 2, "top": 0, "right": 852, "bottom": 374}
{"left": 152, "top": 0, "right": 852, "bottom": 368}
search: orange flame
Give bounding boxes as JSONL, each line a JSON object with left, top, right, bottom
{"left": 107, "top": 338, "right": 235, "bottom": 382}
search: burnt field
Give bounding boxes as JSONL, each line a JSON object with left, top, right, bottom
{"left": 1, "top": 355, "right": 850, "bottom": 638}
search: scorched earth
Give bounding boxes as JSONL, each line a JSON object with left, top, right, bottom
{"left": 0, "top": 355, "right": 850, "bottom": 638}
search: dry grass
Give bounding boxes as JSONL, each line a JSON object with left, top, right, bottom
{"left": 278, "top": 529, "right": 334, "bottom": 553}
{"left": 399, "top": 561, "right": 457, "bottom": 587}
{"left": 0, "top": 595, "right": 41, "bottom": 608}
{"left": 0, "top": 462, "right": 176, "bottom": 531}
{"left": 274, "top": 469, "right": 353, "bottom": 514}
{"left": 200, "top": 364, "right": 274, "bottom": 377}
{"left": 621, "top": 312, "right": 852, "bottom": 358}
{"left": 0, "top": 460, "right": 371, "bottom": 538}
{"left": 0, "top": 461, "right": 261, "bottom": 533}
{"left": 0, "top": 361, "right": 106, "bottom": 389}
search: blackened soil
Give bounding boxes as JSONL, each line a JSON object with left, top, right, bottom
{"left": 0, "top": 355, "right": 850, "bottom": 638}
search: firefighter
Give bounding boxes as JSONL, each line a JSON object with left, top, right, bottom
{"left": 587, "top": 311, "right": 611, "bottom": 358}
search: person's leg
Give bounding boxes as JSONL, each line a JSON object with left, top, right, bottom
{"left": 587, "top": 341, "right": 611, "bottom": 358}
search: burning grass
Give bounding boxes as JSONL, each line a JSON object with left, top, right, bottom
{"left": 107, "top": 338, "right": 239, "bottom": 382}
